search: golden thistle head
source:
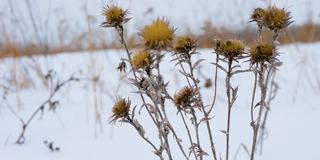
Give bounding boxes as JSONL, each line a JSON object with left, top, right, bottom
{"left": 174, "top": 36, "right": 197, "bottom": 54}
{"left": 250, "top": 8, "right": 265, "bottom": 24}
{"left": 263, "top": 6, "right": 292, "bottom": 31}
{"left": 131, "top": 49, "right": 152, "bottom": 70}
{"left": 249, "top": 41, "right": 274, "bottom": 64}
{"left": 111, "top": 98, "right": 130, "bottom": 123}
{"left": 101, "top": 5, "right": 129, "bottom": 28}
{"left": 142, "top": 18, "right": 174, "bottom": 50}
{"left": 217, "top": 39, "right": 245, "bottom": 60}
{"left": 174, "top": 87, "right": 197, "bottom": 111}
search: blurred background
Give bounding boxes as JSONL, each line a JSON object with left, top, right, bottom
{"left": 0, "top": 0, "right": 320, "bottom": 160}
{"left": 1, "top": 0, "right": 320, "bottom": 57}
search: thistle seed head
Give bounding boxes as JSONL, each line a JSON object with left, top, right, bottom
{"left": 142, "top": 18, "right": 174, "bottom": 50}
{"left": 131, "top": 49, "right": 152, "bottom": 70}
{"left": 174, "top": 87, "right": 197, "bottom": 111}
{"left": 263, "top": 6, "right": 292, "bottom": 31}
{"left": 101, "top": 5, "right": 129, "bottom": 28}
{"left": 249, "top": 41, "right": 274, "bottom": 64}
{"left": 111, "top": 98, "right": 130, "bottom": 123}
{"left": 174, "top": 36, "right": 197, "bottom": 54}
{"left": 251, "top": 7, "right": 265, "bottom": 23}
{"left": 216, "top": 39, "right": 245, "bottom": 60}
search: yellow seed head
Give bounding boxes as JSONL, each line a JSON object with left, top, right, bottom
{"left": 219, "top": 39, "right": 245, "bottom": 59}
{"left": 249, "top": 42, "right": 274, "bottom": 64}
{"left": 174, "top": 36, "right": 196, "bottom": 53}
{"left": 131, "top": 49, "right": 151, "bottom": 70}
{"left": 263, "top": 6, "right": 291, "bottom": 31}
{"left": 111, "top": 98, "right": 130, "bottom": 122}
{"left": 102, "top": 5, "right": 128, "bottom": 27}
{"left": 142, "top": 19, "right": 174, "bottom": 50}
{"left": 174, "top": 87, "right": 195, "bottom": 108}
{"left": 251, "top": 8, "right": 265, "bottom": 23}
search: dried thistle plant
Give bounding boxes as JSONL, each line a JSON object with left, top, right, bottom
{"left": 248, "top": 5, "right": 292, "bottom": 160}
{"left": 102, "top": 3, "right": 292, "bottom": 160}
{"left": 213, "top": 38, "right": 247, "bottom": 160}
{"left": 3, "top": 71, "right": 79, "bottom": 144}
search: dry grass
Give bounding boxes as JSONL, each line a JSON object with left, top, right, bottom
{"left": 0, "top": 22, "right": 319, "bottom": 59}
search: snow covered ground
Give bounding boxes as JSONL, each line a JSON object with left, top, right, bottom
{"left": 0, "top": 42, "right": 320, "bottom": 160}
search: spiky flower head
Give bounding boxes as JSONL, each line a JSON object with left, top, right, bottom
{"left": 216, "top": 39, "right": 245, "bottom": 60}
{"left": 101, "top": 5, "right": 129, "bottom": 28}
{"left": 111, "top": 98, "right": 130, "bottom": 123}
{"left": 263, "top": 6, "right": 291, "bottom": 31}
{"left": 142, "top": 18, "right": 174, "bottom": 50}
{"left": 250, "top": 8, "right": 265, "bottom": 28}
{"left": 131, "top": 49, "right": 152, "bottom": 70}
{"left": 249, "top": 41, "right": 274, "bottom": 64}
{"left": 174, "top": 36, "right": 197, "bottom": 54}
{"left": 174, "top": 87, "right": 197, "bottom": 111}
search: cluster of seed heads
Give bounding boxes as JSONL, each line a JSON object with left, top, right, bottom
{"left": 101, "top": 4, "right": 292, "bottom": 160}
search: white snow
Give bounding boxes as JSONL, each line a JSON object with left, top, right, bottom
{"left": 0, "top": 42, "right": 319, "bottom": 160}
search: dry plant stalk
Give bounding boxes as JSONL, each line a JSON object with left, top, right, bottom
{"left": 3, "top": 71, "right": 79, "bottom": 144}
{"left": 102, "top": 3, "right": 291, "bottom": 160}
{"left": 249, "top": 6, "right": 292, "bottom": 160}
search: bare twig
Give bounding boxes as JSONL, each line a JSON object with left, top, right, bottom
{"left": 3, "top": 74, "right": 78, "bottom": 144}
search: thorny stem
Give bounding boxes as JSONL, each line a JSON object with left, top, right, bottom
{"left": 208, "top": 54, "right": 219, "bottom": 114}
{"left": 164, "top": 135, "right": 174, "bottom": 160}
{"left": 160, "top": 104, "right": 189, "bottom": 160}
{"left": 127, "top": 118, "right": 164, "bottom": 160}
{"left": 149, "top": 56, "right": 176, "bottom": 160}
{"left": 176, "top": 55, "right": 192, "bottom": 87}
{"left": 258, "top": 71, "right": 277, "bottom": 154}
{"left": 190, "top": 109, "right": 203, "bottom": 160}
{"left": 180, "top": 112, "right": 198, "bottom": 160}
{"left": 187, "top": 60, "right": 217, "bottom": 160}
{"left": 116, "top": 26, "right": 164, "bottom": 159}
{"left": 258, "top": 25, "right": 263, "bottom": 41}
{"left": 257, "top": 30, "right": 280, "bottom": 155}
{"left": 118, "top": 26, "right": 187, "bottom": 160}
{"left": 250, "top": 66, "right": 258, "bottom": 124}
{"left": 225, "top": 59, "right": 233, "bottom": 160}
{"left": 117, "top": 26, "right": 159, "bottom": 126}
{"left": 179, "top": 55, "right": 218, "bottom": 160}
{"left": 157, "top": 62, "right": 190, "bottom": 159}
{"left": 4, "top": 75, "right": 78, "bottom": 144}
{"left": 250, "top": 64, "right": 267, "bottom": 160}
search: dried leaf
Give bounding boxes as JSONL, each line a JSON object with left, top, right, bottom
{"left": 219, "top": 130, "right": 228, "bottom": 135}
{"left": 211, "top": 62, "right": 227, "bottom": 73}
{"left": 192, "top": 59, "right": 205, "bottom": 69}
